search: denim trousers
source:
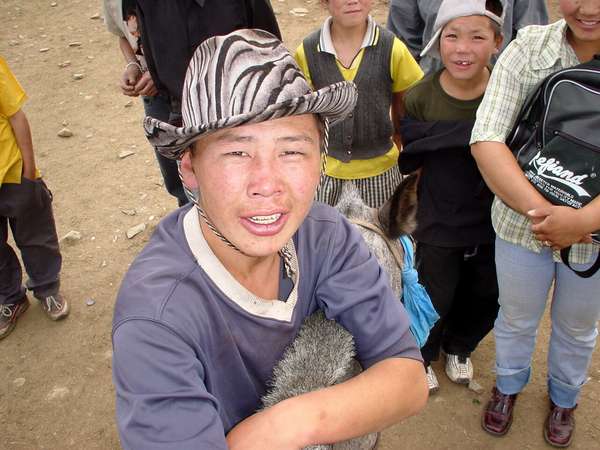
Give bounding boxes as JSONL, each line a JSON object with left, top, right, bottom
{"left": 142, "top": 95, "right": 188, "bottom": 207}
{"left": 494, "top": 237, "right": 600, "bottom": 407}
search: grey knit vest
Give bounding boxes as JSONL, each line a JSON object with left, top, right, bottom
{"left": 303, "top": 25, "right": 394, "bottom": 163}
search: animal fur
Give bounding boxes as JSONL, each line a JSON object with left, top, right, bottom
{"left": 262, "top": 175, "right": 419, "bottom": 449}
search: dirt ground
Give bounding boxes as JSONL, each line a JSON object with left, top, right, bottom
{"left": 1, "top": 0, "right": 599, "bottom": 449}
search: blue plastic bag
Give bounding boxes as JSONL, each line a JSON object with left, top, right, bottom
{"left": 398, "top": 235, "right": 439, "bottom": 348}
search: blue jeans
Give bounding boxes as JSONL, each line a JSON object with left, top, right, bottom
{"left": 494, "top": 237, "right": 600, "bottom": 407}
{"left": 142, "top": 95, "right": 188, "bottom": 207}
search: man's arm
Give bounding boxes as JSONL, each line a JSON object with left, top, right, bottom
{"left": 9, "top": 109, "right": 36, "bottom": 180}
{"left": 391, "top": 92, "right": 405, "bottom": 149}
{"left": 386, "top": 0, "right": 424, "bottom": 60}
{"left": 227, "top": 357, "right": 427, "bottom": 449}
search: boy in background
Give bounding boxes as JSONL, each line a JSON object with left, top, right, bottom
{"left": 295, "top": 0, "right": 423, "bottom": 208}
{"left": 387, "top": 0, "right": 547, "bottom": 74}
{"left": 399, "top": 0, "right": 503, "bottom": 393}
{"left": 0, "top": 57, "right": 68, "bottom": 340}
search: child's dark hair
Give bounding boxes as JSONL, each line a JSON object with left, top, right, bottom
{"left": 486, "top": 0, "right": 503, "bottom": 36}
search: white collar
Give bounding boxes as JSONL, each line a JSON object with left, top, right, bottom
{"left": 183, "top": 207, "right": 300, "bottom": 322}
{"left": 318, "top": 15, "right": 377, "bottom": 56}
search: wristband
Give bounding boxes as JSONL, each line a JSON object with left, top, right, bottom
{"left": 125, "top": 61, "right": 143, "bottom": 73}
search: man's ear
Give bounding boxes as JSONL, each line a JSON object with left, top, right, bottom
{"left": 180, "top": 148, "right": 198, "bottom": 191}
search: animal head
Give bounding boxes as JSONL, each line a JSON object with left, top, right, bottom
{"left": 377, "top": 173, "right": 418, "bottom": 240}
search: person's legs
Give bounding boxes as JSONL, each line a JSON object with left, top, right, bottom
{"left": 417, "top": 243, "right": 461, "bottom": 365}
{"left": 143, "top": 95, "right": 188, "bottom": 206}
{"left": 0, "top": 202, "right": 26, "bottom": 306}
{"left": 354, "top": 165, "right": 402, "bottom": 209}
{"left": 547, "top": 260, "right": 600, "bottom": 408}
{"left": 444, "top": 243, "right": 499, "bottom": 356}
{"left": 493, "top": 237, "right": 555, "bottom": 395}
{"left": 10, "top": 179, "right": 62, "bottom": 301}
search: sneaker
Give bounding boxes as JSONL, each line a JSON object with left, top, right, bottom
{"left": 445, "top": 353, "right": 473, "bottom": 384}
{"left": 426, "top": 365, "right": 439, "bottom": 394}
{"left": 0, "top": 298, "right": 29, "bottom": 340}
{"left": 38, "top": 293, "right": 69, "bottom": 321}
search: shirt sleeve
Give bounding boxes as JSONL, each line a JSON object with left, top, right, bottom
{"left": 390, "top": 38, "right": 424, "bottom": 93}
{"left": 112, "top": 319, "right": 228, "bottom": 450}
{"left": 316, "top": 214, "right": 422, "bottom": 369}
{"left": 102, "top": 0, "right": 125, "bottom": 37}
{"left": 470, "top": 40, "right": 530, "bottom": 144}
{"left": 386, "top": 0, "right": 424, "bottom": 61}
{"left": 294, "top": 43, "right": 314, "bottom": 88}
{"left": 0, "top": 57, "right": 26, "bottom": 119}
{"left": 512, "top": 0, "right": 549, "bottom": 31}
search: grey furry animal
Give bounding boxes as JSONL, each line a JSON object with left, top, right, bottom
{"left": 261, "top": 175, "right": 419, "bottom": 450}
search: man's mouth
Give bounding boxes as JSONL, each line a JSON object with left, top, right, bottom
{"left": 454, "top": 60, "right": 472, "bottom": 66}
{"left": 247, "top": 213, "right": 282, "bottom": 225}
{"left": 576, "top": 18, "right": 600, "bottom": 29}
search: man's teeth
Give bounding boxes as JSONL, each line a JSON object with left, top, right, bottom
{"left": 457, "top": 61, "right": 470, "bottom": 66}
{"left": 580, "top": 20, "right": 599, "bottom": 26}
{"left": 248, "top": 214, "right": 281, "bottom": 224}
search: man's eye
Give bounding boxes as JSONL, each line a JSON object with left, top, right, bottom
{"left": 444, "top": 34, "right": 457, "bottom": 39}
{"left": 281, "top": 150, "right": 305, "bottom": 157}
{"left": 226, "top": 151, "right": 249, "bottom": 157}
{"left": 473, "top": 35, "right": 485, "bottom": 40}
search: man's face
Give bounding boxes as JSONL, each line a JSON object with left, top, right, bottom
{"left": 560, "top": 0, "right": 600, "bottom": 45}
{"left": 181, "top": 114, "right": 321, "bottom": 259}
{"left": 439, "top": 16, "right": 502, "bottom": 82}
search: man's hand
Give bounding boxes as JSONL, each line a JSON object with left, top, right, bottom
{"left": 120, "top": 64, "right": 142, "bottom": 96}
{"left": 528, "top": 206, "right": 592, "bottom": 249}
{"left": 134, "top": 71, "right": 158, "bottom": 97}
{"left": 226, "top": 408, "right": 302, "bottom": 450}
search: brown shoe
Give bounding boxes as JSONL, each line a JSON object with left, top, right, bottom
{"left": 0, "top": 298, "right": 29, "bottom": 340}
{"left": 37, "top": 293, "right": 69, "bottom": 321}
{"left": 544, "top": 401, "right": 576, "bottom": 447}
{"left": 481, "top": 387, "right": 518, "bottom": 436}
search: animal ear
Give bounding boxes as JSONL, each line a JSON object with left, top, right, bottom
{"left": 378, "top": 172, "right": 418, "bottom": 239}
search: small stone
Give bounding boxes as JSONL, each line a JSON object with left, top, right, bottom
{"left": 46, "top": 386, "right": 69, "bottom": 401}
{"left": 86, "top": 55, "right": 94, "bottom": 60}
{"left": 118, "top": 150, "right": 135, "bottom": 159}
{"left": 68, "top": 41, "right": 82, "bottom": 47}
{"left": 120, "top": 208, "right": 136, "bottom": 216}
{"left": 148, "top": 215, "right": 155, "bottom": 221}
{"left": 84, "top": 95, "right": 93, "bottom": 100}
{"left": 124, "top": 100, "right": 133, "bottom": 108}
{"left": 154, "top": 178, "right": 164, "bottom": 187}
{"left": 13, "top": 377, "right": 26, "bottom": 387}
{"left": 126, "top": 223, "right": 146, "bottom": 239}
{"left": 290, "top": 7, "right": 308, "bottom": 16}
{"left": 85, "top": 298, "right": 95, "bottom": 306}
{"left": 50, "top": 2, "right": 57, "bottom": 6}
{"left": 62, "top": 120, "right": 68, "bottom": 126}
{"left": 85, "top": 134, "right": 93, "bottom": 139}
{"left": 57, "top": 127, "right": 73, "bottom": 138}
{"left": 89, "top": 13, "right": 100, "bottom": 19}
{"left": 100, "top": 260, "right": 107, "bottom": 268}
{"left": 72, "top": 73, "right": 84, "bottom": 80}
{"left": 468, "top": 379, "right": 484, "bottom": 394}
{"left": 61, "top": 230, "right": 81, "bottom": 242}
{"left": 39, "top": 47, "right": 50, "bottom": 53}
{"left": 58, "top": 61, "right": 71, "bottom": 68}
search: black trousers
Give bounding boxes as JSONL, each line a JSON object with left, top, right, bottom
{"left": 0, "top": 178, "right": 62, "bottom": 305}
{"left": 417, "top": 242, "right": 499, "bottom": 365}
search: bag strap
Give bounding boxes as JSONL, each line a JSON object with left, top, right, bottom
{"left": 560, "top": 247, "right": 600, "bottom": 278}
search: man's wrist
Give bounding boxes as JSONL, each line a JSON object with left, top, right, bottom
{"left": 125, "top": 61, "right": 144, "bottom": 73}
{"left": 268, "top": 396, "right": 318, "bottom": 448}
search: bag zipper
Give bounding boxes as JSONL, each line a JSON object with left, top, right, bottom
{"left": 553, "top": 130, "right": 600, "bottom": 154}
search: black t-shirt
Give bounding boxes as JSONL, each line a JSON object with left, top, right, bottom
{"left": 135, "top": 0, "right": 281, "bottom": 104}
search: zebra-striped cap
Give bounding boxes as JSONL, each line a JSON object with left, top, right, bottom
{"left": 144, "top": 29, "right": 358, "bottom": 159}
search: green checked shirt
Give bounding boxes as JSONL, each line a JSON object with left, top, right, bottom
{"left": 471, "top": 19, "right": 598, "bottom": 264}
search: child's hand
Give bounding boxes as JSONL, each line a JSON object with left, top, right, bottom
{"left": 22, "top": 163, "right": 36, "bottom": 181}
{"left": 528, "top": 206, "right": 592, "bottom": 249}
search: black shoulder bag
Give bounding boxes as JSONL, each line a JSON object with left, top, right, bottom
{"left": 506, "top": 55, "right": 600, "bottom": 278}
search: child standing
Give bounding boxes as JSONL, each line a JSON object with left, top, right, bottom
{"left": 295, "top": 0, "right": 423, "bottom": 208}
{"left": 399, "top": 0, "right": 504, "bottom": 393}
{"left": 471, "top": 0, "right": 600, "bottom": 446}
{"left": 0, "top": 57, "right": 68, "bottom": 340}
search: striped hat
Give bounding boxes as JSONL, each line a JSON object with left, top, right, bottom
{"left": 144, "top": 29, "right": 358, "bottom": 159}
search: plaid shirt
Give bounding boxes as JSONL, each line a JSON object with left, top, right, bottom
{"left": 471, "top": 19, "right": 598, "bottom": 264}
